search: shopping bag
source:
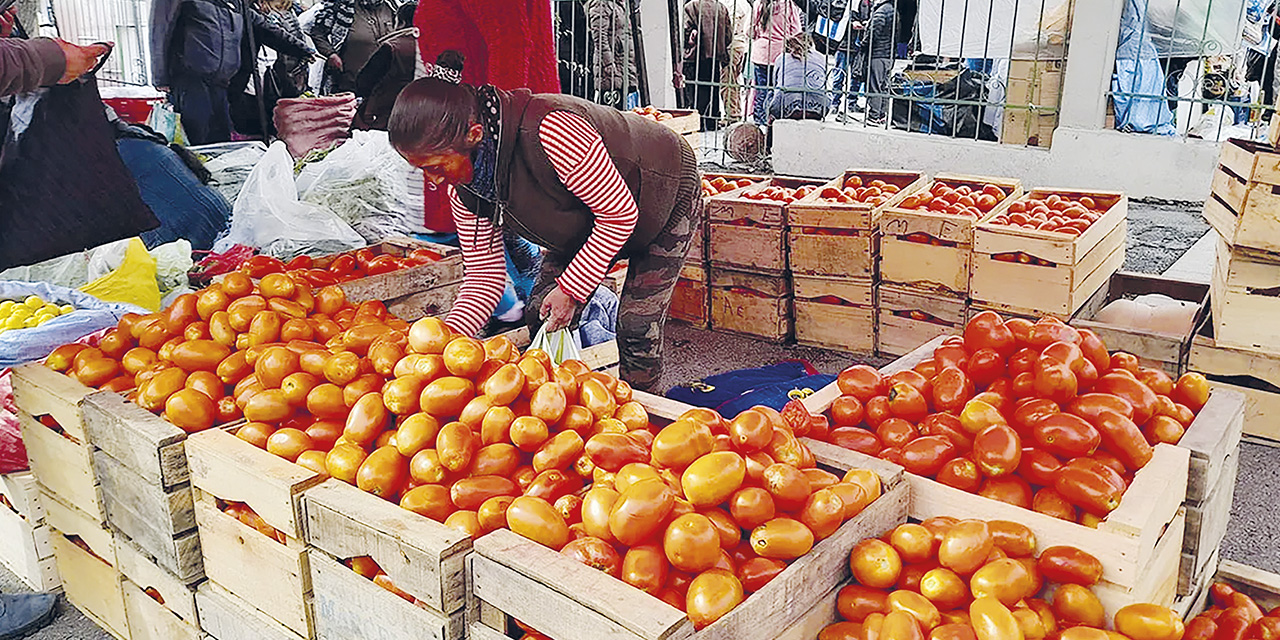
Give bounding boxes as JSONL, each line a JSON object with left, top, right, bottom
{"left": 79, "top": 238, "right": 163, "bottom": 311}
{"left": 529, "top": 326, "right": 582, "bottom": 366}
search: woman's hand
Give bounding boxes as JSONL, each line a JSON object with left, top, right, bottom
{"left": 1, "top": 9, "right": 17, "bottom": 38}
{"left": 540, "top": 286, "right": 581, "bottom": 332}
{"left": 55, "top": 40, "right": 111, "bottom": 84}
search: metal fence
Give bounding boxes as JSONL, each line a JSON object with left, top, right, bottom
{"left": 37, "top": 0, "right": 153, "bottom": 86}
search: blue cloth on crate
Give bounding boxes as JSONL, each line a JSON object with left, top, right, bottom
{"left": 665, "top": 360, "right": 819, "bottom": 411}
{"left": 412, "top": 232, "right": 459, "bottom": 246}
{"left": 1111, "top": 0, "right": 1175, "bottom": 135}
{"left": 716, "top": 374, "right": 838, "bottom": 419}
{"left": 577, "top": 287, "right": 619, "bottom": 348}
{"left": 115, "top": 138, "right": 232, "bottom": 251}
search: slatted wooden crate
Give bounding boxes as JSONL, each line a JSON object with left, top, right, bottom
{"left": 467, "top": 436, "right": 910, "bottom": 640}
{"left": 116, "top": 536, "right": 203, "bottom": 640}
{"left": 971, "top": 188, "right": 1127, "bottom": 318}
{"left": 709, "top": 267, "right": 792, "bottom": 342}
{"left": 880, "top": 174, "right": 1022, "bottom": 296}
{"left": 876, "top": 284, "right": 967, "bottom": 358}
{"left": 1202, "top": 138, "right": 1280, "bottom": 260}
{"left": 195, "top": 580, "right": 306, "bottom": 640}
{"left": 1174, "top": 559, "right": 1280, "bottom": 621}
{"left": 45, "top": 488, "right": 128, "bottom": 639}
{"left": 1179, "top": 453, "right": 1237, "bottom": 596}
{"left": 787, "top": 228, "right": 878, "bottom": 280}
{"left": 671, "top": 262, "right": 710, "bottom": 328}
{"left": 1186, "top": 313, "right": 1280, "bottom": 444}
{"left": 303, "top": 479, "right": 471, "bottom": 640}
{"left": 311, "top": 238, "right": 463, "bottom": 310}
{"left": 708, "top": 176, "right": 828, "bottom": 276}
{"left": 786, "top": 170, "right": 923, "bottom": 278}
{"left": 788, "top": 170, "right": 927, "bottom": 232}
{"left": 1210, "top": 233, "right": 1280, "bottom": 352}
{"left": 793, "top": 275, "right": 875, "bottom": 353}
{"left": 646, "top": 108, "right": 700, "bottom": 135}
{"left": 81, "top": 391, "right": 203, "bottom": 581}
{"left": 186, "top": 428, "right": 327, "bottom": 638}
{"left": 386, "top": 281, "right": 464, "bottom": 321}
{"left": 1072, "top": 271, "right": 1210, "bottom": 376}
{"left": 0, "top": 471, "right": 58, "bottom": 591}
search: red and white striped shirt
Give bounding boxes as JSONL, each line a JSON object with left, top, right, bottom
{"left": 445, "top": 110, "right": 640, "bottom": 337}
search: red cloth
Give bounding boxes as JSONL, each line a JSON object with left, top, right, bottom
{"left": 413, "top": 0, "right": 560, "bottom": 233}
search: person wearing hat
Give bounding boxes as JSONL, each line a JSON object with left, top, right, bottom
{"left": 388, "top": 50, "right": 703, "bottom": 392}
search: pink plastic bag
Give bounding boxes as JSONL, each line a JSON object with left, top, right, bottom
{"left": 0, "top": 369, "right": 27, "bottom": 474}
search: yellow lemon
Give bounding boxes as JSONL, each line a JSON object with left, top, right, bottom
{"left": 34, "top": 312, "right": 55, "bottom": 324}
{"left": 40, "top": 304, "right": 60, "bottom": 316}
{"left": 23, "top": 296, "right": 44, "bottom": 309}
{"left": 0, "top": 300, "right": 13, "bottom": 314}
{"left": 22, "top": 317, "right": 39, "bottom": 328}
{"left": 59, "top": 305, "right": 75, "bottom": 315}
{"left": 8, "top": 307, "right": 31, "bottom": 320}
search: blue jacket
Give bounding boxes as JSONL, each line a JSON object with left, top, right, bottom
{"left": 770, "top": 50, "right": 832, "bottom": 115}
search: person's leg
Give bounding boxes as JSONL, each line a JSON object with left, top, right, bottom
{"left": 866, "top": 58, "right": 891, "bottom": 122}
{"left": 752, "top": 64, "right": 772, "bottom": 124}
{"left": 0, "top": 593, "right": 57, "bottom": 639}
{"left": 207, "top": 82, "right": 234, "bottom": 144}
{"left": 171, "top": 75, "right": 214, "bottom": 145}
{"left": 722, "top": 46, "right": 745, "bottom": 120}
{"left": 831, "top": 49, "right": 849, "bottom": 109}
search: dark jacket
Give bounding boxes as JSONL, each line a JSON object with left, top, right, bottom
{"left": 866, "top": 0, "right": 896, "bottom": 59}
{"left": 353, "top": 27, "right": 418, "bottom": 130}
{"left": 683, "top": 0, "right": 732, "bottom": 62}
{"left": 0, "top": 38, "right": 64, "bottom": 98}
{"left": 456, "top": 89, "right": 693, "bottom": 258}
{"left": 151, "top": 0, "right": 311, "bottom": 86}
{"left": 586, "top": 0, "right": 637, "bottom": 93}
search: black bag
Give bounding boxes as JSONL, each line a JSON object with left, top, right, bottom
{"left": 0, "top": 45, "right": 159, "bottom": 271}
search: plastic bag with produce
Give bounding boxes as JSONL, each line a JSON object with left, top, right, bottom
{"left": 0, "top": 281, "right": 146, "bottom": 368}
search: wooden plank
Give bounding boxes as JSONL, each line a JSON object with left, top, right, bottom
{"left": 9, "top": 363, "right": 94, "bottom": 442}
{"left": 707, "top": 176, "right": 827, "bottom": 227}
{"left": 1071, "top": 271, "right": 1210, "bottom": 376}
{"left": 93, "top": 447, "right": 197, "bottom": 544}
{"left": 973, "top": 190, "right": 1126, "bottom": 265}
{"left": 1196, "top": 379, "right": 1280, "bottom": 445}
{"left": 470, "top": 621, "right": 514, "bottom": 640}
{"left": 792, "top": 275, "right": 874, "bottom": 308}
{"left": 195, "top": 581, "right": 307, "bottom": 640}
{"left": 581, "top": 340, "right": 621, "bottom": 374}
{"left": 123, "top": 578, "right": 201, "bottom": 640}
{"left": 311, "top": 239, "right": 464, "bottom": 304}
{"left": 1092, "top": 509, "right": 1186, "bottom": 617}
{"left": 386, "top": 281, "right": 463, "bottom": 321}
{"left": 1174, "top": 547, "right": 1220, "bottom": 618}
{"left": 115, "top": 535, "right": 201, "bottom": 623}
{"left": 51, "top": 530, "right": 129, "bottom": 638}
{"left": 971, "top": 227, "right": 1126, "bottom": 318}
{"left": 787, "top": 170, "right": 926, "bottom": 230}
{"left": 81, "top": 391, "right": 189, "bottom": 489}
{"left": 794, "top": 301, "right": 875, "bottom": 354}
{"left": 670, "top": 277, "right": 710, "bottom": 328}
{"left": 708, "top": 269, "right": 790, "bottom": 298}
{"left": 1182, "top": 452, "right": 1237, "bottom": 560}
{"left": 185, "top": 427, "right": 324, "bottom": 538}
{"left": 41, "top": 488, "right": 116, "bottom": 564}
{"left": 0, "top": 502, "right": 59, "bottom": 591}
{"left": 708, "top": 224, "right": 787, "bottom": 275}
{"left": 19, "top": 410, "right": 103, "bottom": 520}
{"left": 194, "top": 493, "right": 313, "bottom": 637}
{"left": 302, "top": 479, "right": 471, "bottom": 615}
{"left": 773, "top": 586, "right": 840, "bottom": 640}
{"left": 1178, "top": 388, "right": 1245, "bottom": 502}
{"left": 880, "top": 236, "right": 971, "bottom": 295}
{"left": 0, "top": 471, "right": 45, "bottom": 522}
{"left": 710, "top": 289, "right": 791, "bottom": 343}
{"left": 877, "top": 285, "right": 967, "bottom": 358}
{"left": 787, "top": 230, "right": 877, "bottom": 278}
{"left": 309, "top": 550, "right": 466, "bottom": 640}
{"left": 631, "top": 390, "right": 695, "bottom": 425}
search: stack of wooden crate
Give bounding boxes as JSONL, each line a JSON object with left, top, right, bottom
{"left": 0, "top": 470, "right": 59, "bottom": 592}
{"left": 80, "top": 392, "right": 206, "bottom": 640}
{"left": 671, "top": 174, "right": 763, "bottom": 329}
{"left": 706, "top": 177, "right": 825, "bottom": 342}
{"left": 878, "top": 175, "right": 1021, "bottom": 355}
{"left": 313, "top": 238, "right": 463, "bottom": 321}
{"left": 788, "top": 170, "right": 925, "bottom": 353}
{"left": 970, "top": 187, "right": 1127, "bottom": 321}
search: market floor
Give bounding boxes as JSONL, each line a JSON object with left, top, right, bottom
{"left": 2, "top": 202, "right": 1277, "bottom": 639}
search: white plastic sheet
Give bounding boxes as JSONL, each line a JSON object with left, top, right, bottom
{"left": 917, "top": 0, "right": 1070, "bottom": 59}
{"left": 0, "top": 281, "right": 146, "bottom": 367}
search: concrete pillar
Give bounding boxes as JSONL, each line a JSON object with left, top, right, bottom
{"left": 1057, "top": 0, "right": 1126, "bottom": 129}
{"left": 639, "top": 0, "right": 677, "bottom": 108}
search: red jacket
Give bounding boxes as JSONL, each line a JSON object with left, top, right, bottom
{"left": 414, "top": 0, "right": 560, "bottom": 232}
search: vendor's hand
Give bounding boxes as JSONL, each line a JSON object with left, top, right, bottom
{"left": 539, "top": 287, "right": 580, "bottom": 333}
{"left": 326, "top": 54, "right": 343, "bottom": 72}
{"left": 1, "top": 9, "right": 17, "bottom": 38}
{"left": 56, "top": 41, "right": 111, "bottom": 84}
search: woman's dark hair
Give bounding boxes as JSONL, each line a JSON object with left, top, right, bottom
{"left": 388, "top": 51, "right": 478, "bottom": 156}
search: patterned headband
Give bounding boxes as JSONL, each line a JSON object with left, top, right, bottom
{"left": 427, "top": 63, "right": 462, "bottom": 85}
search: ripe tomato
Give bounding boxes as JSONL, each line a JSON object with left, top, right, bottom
{"left": 919, "top": 568, "right": 968, "bottom": 611}
{"left": 966, "top": 349, "right": 1006, "bottom": 388}
{"left": 970, "top": 597, "right": 1022, "bottom": 640}
{"left": 799, "top": 488, "right": 846, "bottom": 539}
{"left": 506, "top": 496, "right": 570, "bottom": 550}
{"left": 850, "top": 539, "right": 902, "bottom": 588}
{"left": 900, "top": 436, "right": 958, "bottom": 477}
{"left": 837, "top": 365, "right": 885, "bottom": 402}
{"left": 750, "top": 518, "right": 814, "bottom": 560}
{"left": 620, "top": 544, "right": 669, "bottom": 596}
{"left": 1033, "top": 356, "right": 1078, "bottom": 405}
{"left": 1055, "top": 460, "right": 1122, "bottom": 517}
{"left": 969, "top": 558, "right": 1036, "bottom": 606}
{"left": 1017, "top": 447, "right": 1062, "bottom": 486}
{"left": 584, "top": 432, "right": 649, "bottom": 472}
{"left": 609, "top": 478, "right": 677, "bottom": 545}
{"left": 164, "top": 388, "right": 217, "bottom": 433}
{"left": 686, "top": 569, "right": 745, "bottom": 630}
{"left": 682, "top": 452, "right": 747, "bottom": 507}
{"left": 1094, "top": 373, "right": 1159, "bottom": 425}
{"left": 1173, "top": 372, "right": 1210, "bottom": 411}
{"left": 1031, "top": 413, "right": 1100, "bottom": 458}
{"left": 931, "top": 367, "right": 973, "bottom": 413}
{"left": 1113, "top": 603, "right": 1185, "bottom": 640}
{"left": 959, "top": 400, "right": 1006, "bottom": 436}
{"left": 1037, "top": 545, "right": 1103, "bottom": 585}
{"left": 663, "top": 513, "right": 722, "bottom": 572}
{"left": 936, "top": 458, "right": 981, "bottom": 492}
{"left": 964, "top": 311, "right": 1017, "bottom": 357}
{"left": 436, "top": 421, "right": 478, "bottom": 472}
{"left": 1092, "top": 409, "right": 1154, "bottom": 470}
{"left": 419, "top": 376, "right": 475, "bottom": 418}
{"left": 651, "top": 420, "right": 714, "bottom": 470}
{"left": 355, "top": 446, "right": 409, "bottom": 499}
{"left": 561, "top": 537, "right": 622, "bottom": 577}
{"left": 938, "top": 520, "right": 992, "bottom": 575}
{"left": 888, "top": 590, "right": 942, "bottom": 631}
{"left": 736, "top": 557, "right": 786, "bottom": 594}
{"left": 888, "top": 383, "right": 929, "bottom": 423}
{"left": 972, "top": 425, "right": 1021, "bottom": 477}
{"left": 1052, "top": 583, "right": 1106, "bottom": 627}
{"left": 836, "top": 584, "right": 889, "bottom": 622}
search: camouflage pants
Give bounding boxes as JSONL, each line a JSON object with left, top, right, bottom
{"left": 527, "top": 142, "right": 703, "bottom": 392}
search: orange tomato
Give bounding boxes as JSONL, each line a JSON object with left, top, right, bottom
{"left": 236, "top": 421, "right": 275, "bottom": 449}
{"left": 164, "top": 388, "right": 217, "bottom": 433}
{"left": 621, "top": 544, "right": 669, "bottom": 596}
{"left": 265, "top": 427, "right": 313, "bottom": 462}
{"left": 850, "top": 539, "right": 902, "bottom": 588}
{"left": 325, "top": 443, "right": 368, "bottom": 484}
{"left": 419, "top": 376, "right": 475, "bottom": 418}
{"left": 609, "top": 478, "right": 677, "bottom": 546}
{"left": 681, "top": 452, "right": 747, "bottom": 507}
{"left": 506, "top": 496, "right": 570, "bottom": 550}
{"left": 938, "top": 520, "right": 993, "bottom": 575}
{"left": 750, "top": 518, "right": 815, "bottom": 560}
{"left": 686, "top": 569, "right": 744, "bottom": 629}
{"left": 436, "top": 421, "right": 478, "bottom": 472}
{"left": 663, "top": 513, "right": 722, "bottom": 572}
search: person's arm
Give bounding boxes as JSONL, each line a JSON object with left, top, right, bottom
{"left": 717, "top": 6, "right": 733, "bottom": 59}
{"left": 537, "top": 111, "right": 639, "bottom": 324}
{"left": 444, "top": 186, "right": 508, "bottom": 337}
{"left": 150, "top": 0, "right": 181, "bottom": 88}
{"left": 251, "top": 9, "right": 312, "bottom": 59}
{"left": 0, "top": 38, "right": 65, "bottom": 97}
{"left": 308, "top": 7, "right": 337, "bottom": 58}
{"left": 353, "top": 45, "right": 390, "bottom": 97}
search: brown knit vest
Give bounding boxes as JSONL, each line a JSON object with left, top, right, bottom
{"left": 456, "top": 89, "right": 691, "bottom": 256}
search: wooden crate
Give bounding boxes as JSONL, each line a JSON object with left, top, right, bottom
{"left": 186, "top": 428, "right": 326, "bottom": 638}
{"left": 1210, "top": 234, "right": 1280, "bottom": 352}
{"left": 707, "top": 176, "right": 828, "bottom": 228}
{"left": 195, "top": 581, "right": 306, "bottom": 640}
{"left": 971, "top": 188, "right": 1127, "bottom": 318}
{"left": 115, "top": 536, "right": 202, "bottom": 631}
{"left": 880, "top": 174, "right": 1022, "bottom": 296}
{"left": 308, "top": 551, "right": 466, "bottom": 640}
{"left": 787, "top": 229, "right": 878, "bottom": 279}
{"left": 793, "top": 275, "right": 875, "bottom": 353}
{"left": 304, "top": 478, "right": 470, "bottom": 614}
{"left": 51, "top": 530, "right": 129, "bottom": 639}
{"left": 0, "top": 472, "right": 58, "bottom": 591}
{"left": 1202, "top": 138, "right": 1280, "bottom": 259}
{"left": 468, "top": 438, "right": 909, "bottom": 640}
{"left": 311, "top": 238, "right": 464, "bottom": 305}
{"left": 1072, "top": 271, "right": 1210, "bottom": 376}
{"left": 123, "top": 577, "right": 200, "bottom": 640}
{"left": 652, "top": 109, "right": 700, "bottom": 135}
{"left": 386, "top": 281, "right": 463, "bottom": 321}
{"left": 18, "top": 409, "right": 104, "bottom": 521}
{"left": 1174, "top": 559, "right": 1280, "bottom": 621}
{"left": 876, "top": 284, "right": 967, "bottom": 358}
{"left": 9, "top": 362, "right": 95, "bottom": 443}
{"left": 1187, "top": 313, "right": 1280, "bottom": 444}
{"left": 709, "top": 268, "right": 792, "bottom": 342}
{"left": 671, "top": 262, "right": 710, "bottom": 328}
{"left": 787, "top": 170, "right": 927, "bottom": 232}
{"left": 1179, "top": 453, "right": 1238, "bottom": 595}
{"left": 92, "top": 449, "right": 202, "bottom": 582}
{"left": 1002, "top": 59, "right": 1063, "bottom": 148}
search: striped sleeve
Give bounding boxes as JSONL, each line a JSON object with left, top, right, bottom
{"left": 443, "top": 185, "right": 507, "bottom": 337}
{"left": 538, "top": 110, "right": 639, "bottom": 303}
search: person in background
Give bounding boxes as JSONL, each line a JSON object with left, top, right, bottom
{"left": 829, "top": 0, "right": 869, "bottom": 117}
{"left": 0, "top": 14, "right": 108, "bottom": 637}
{"left": 586, "top": 0, "right": 637, "bottom": 110}
{"left": 389, "top": 50, "right": 702, "bottom": 391}
{"left": 749, "top": 0, "right": 801, "bottom": 125}
{"left": 229, "top": 0, "right": 314, "bottom": 137}
{"left": 682, "top": 0, "right": 732, "bottom": 129}
{"left": 767, "top": 32, "right": 830, "bottom": 124}
{"left": 353, "top": 1, "right": 418, "bottom": 129}
{"left": 718, "top": 0, "right": 753, "bottom": 122}
{"left": 310, "top": 0, "right": 397, "bottom": 94}
{"left": 864, "top": 0, "right": 895, "bottom": 125}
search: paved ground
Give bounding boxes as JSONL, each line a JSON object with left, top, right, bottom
{"left": 2, "top": 200, "right": 1276, "bottom": 639}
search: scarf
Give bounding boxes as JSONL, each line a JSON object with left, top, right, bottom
{"left": 462, "top": 85, "right": 503, "bottom": 213}
{"left": 315, "top": 0, "right": 388, "bottom": 53}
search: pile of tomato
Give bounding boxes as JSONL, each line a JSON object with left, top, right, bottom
{"left": 1184, "top": 582, "right": 1280, "bottom": 639}
{"left": 741, "top": 184, "right": 817, "bottom": 204}
{"left": 897, "top": 182, "right": 1010, "bottom": 218}
{"left": 820, "top": 518, "right": 1186, "bottom": 640}
{"left": 803, "top": 311, "right": 1210, "bottom": 524}
{"left": 985, "top": 194, "right": 1106, "bottom": 237}
{"left": 239, "top": 246, "right": 445, "bottom": 289}
{"left": 703, "top": 176, "right": 759, "bottom": 197}
{"left": 631, "top": 106, "right": 675, "bottom": 122}
{"left": 815, "top": 176, "right": 903, "bottom": 207}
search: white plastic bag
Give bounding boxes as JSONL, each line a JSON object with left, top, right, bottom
{"left": 296, "top": 131, "right": 425, "bottom": 243}
{"left": 0, "top": 281, "right": 147, "bottom": 367}
{"left": 216, "top": 141, "right": 366, "bottom": 259}
{"left": 529, "top": 326, "right": 583, "bottom": 366}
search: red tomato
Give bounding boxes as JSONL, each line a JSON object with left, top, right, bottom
{"left": 966, "top": 349, "right": 1006, "bottom": 387}
{"left": 936, "top": 457, "right": 982, "bottom": 491}
{"left": 1033, "top": 356, "right": 1078, "bottom": 405}
{"left": 328, "top": 254, "right": 357, "bottom": 276}
{"left": 972, "top": 425, "right": 1021, "bottom": 477}
{"left": 1093, "top": 373, "right": 1159, "bottom": 425}
{"left": 837, "top": 365, "right": 886, "bottom": 402}
{"left": 242, "top": 255, "right": 285, "bottom": 278}
{"left": 964, "top": 311, "right": 1016, "bottom": 357}
{"left": 1032, "top": 413, "right": 1101, "bottom": 458}
{"left": 931, "top": 367, "right": 973, "bottom": 413}
{"left": 920, "top": 413, "right": 973, "bottom": 453}
{"left": 900, "top": 436, "right": 959, "bottom": 477}
{"left": 1054, "top": 460, "right": 1123, "bottom": 516}
{"left": 888, "top": 383, "right": 929, "bottom": 423}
